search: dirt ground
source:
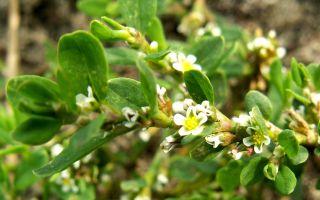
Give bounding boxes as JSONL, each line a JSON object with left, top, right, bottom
{"left": 1, "top": 0, "right": 320, "bottom": 75}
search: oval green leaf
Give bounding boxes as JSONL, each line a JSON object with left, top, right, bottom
{"left": 275, "top": 165, "right": 297, "bottom": 195}
{"left": 278, "top": 129, "right": 299, "bottom": 158}
{"left": 245, "top": 90, "right": 273, "bottom": 119}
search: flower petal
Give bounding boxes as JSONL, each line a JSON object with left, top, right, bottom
{"left": 243, "top": 137, "right": 253, "bottom": 147}
{"left": 254, "top": 145, "right": 263, "bottom": 154}
{"left": 173, "top": 114, "right": 185, "bottom": 126}
{"left": 172, "top": 63, "right": 183, "bottom": 71}
{"left": 186, "top": 54, "right": 197, "bottom": 64}
{"left": 191, "top": 126, "right": 204, "bottom": 135}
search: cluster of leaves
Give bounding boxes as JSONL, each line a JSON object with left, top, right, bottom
{"left": 1, "top": 0, "right": 320, "bottom": 199}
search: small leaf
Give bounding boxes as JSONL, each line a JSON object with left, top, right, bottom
{"left": 263, "top": 162, "right": 278, "bottom": 181}
{"left": 118, "top": 0, "right": 157, "bottom": 33}
{"left": 289, "top": 145, "right": 309, "bottom": 165}
{"left": 146, "top": 17, "right": 168, "bottom": 50}
{"left": 184, "top": 70, "right": 214, "bottom": 104}
{"left": 286, "top": 89, "right": 311, "bottom": 105}
{"left": 57, "top": 31, "right": 108, "bottom": 110}
{"left": 278, "top": 130, "right": 299, "bottom": 158}
{"left": 105, "top": 78, "right": 148, "bottom": 111}
{"left": 251, "top": 106, "right": 268, "bottom": 135}
{"left": 210, "top": 72, "right": 228, "bottom": 107}
{"left": 270, "top": 59, "right": 285, "bottom": 101}
{"left": 291, "top": 58, "right": 303, "bottom": 87}
{"left": 245, "top": 90, "right": 273, "bottom": 119}
{"left": 217, "top": 160, "right": 243, "bottom": 192}
{"left": 136, "top": 59, "right": 158, "bottom": 112}
{"left": 12, "top": 117, "right": 62, "bottom": 145}
{"left": 90, "top": 20, "right": 118, "bottom": 42}
{"left": 144, "top": 50, "right": 170, "bottom": 62}
{"left": 121, "top": 179, "right": 147, "bottom": 192}
{"left": 240, "top": 156, "right": 268, "bottom": 186}
{"left": 275, "top": 165, "right": 297, "bottom": 195}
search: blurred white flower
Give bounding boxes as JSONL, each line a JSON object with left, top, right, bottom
{"left": 205, "top": 134, "right": 223, "bottom": 148}
{"left": 232, "top": 113, "right": 251, "bottom": 127}
{"left": 51, "top": 144, "right": 63, "bottom": 157}
{"left": 167, "top": 52, "right": 202, "bottom": 72}
{"left": 56, "top": 170, "right": 78, "bottom": 193}
{"left": 122, "top": 107, "right": 139, "bottom": 128}
{"left": 156, "top": 84, "right": 167, "bottom": 103}
{"left": 76, "top": 86, "right": 97, "bottom": 111}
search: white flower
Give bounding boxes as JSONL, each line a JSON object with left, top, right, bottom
{"left": 157, "top": 173, "right": 169, "bottom": 185}
{"left": 206, "top": 22, "right": 222, "bottom": 36}
{"left": 139, "top": 128, "right": 150, "bottom": 142}
{"left": 276, "top": 47, "right": 286, "bottom": 58}
{"left": 195, "top": 100, "right": 212, "bottom": 116}
{"left": 156, "top": 84, "right": 166, "bottom": 103}
{"left": 172, "top": 98, "right": 196, "bottom": 114}
{"left": 73, "top": 161, "right": 80, "bottom": 169}
{"left": 232, "top": 113, "right": 251, "bottom": 127}
{"left": 76, "top": 86, "right": 97, "bottom": 111}
{"left": 141, "top": 106, "right": 150, "bottom": 114}
{"left": 229, "top": 149, "right": 244, "bottom": 160}
{"left": 169, "top": 52, "right": 202, "bottom": 72}
{"left": 51, "top": 144, "right": 63, "bottom": 157}
{"left": 268, "top": 30, "right": 277, "bottom": 38}
{"left": 56, "top": 170, "right": 79, "bottom": 193}
{"left": 243, "top": 127, "right": 271, "bottom": 153}
{"left": 310, "top": 92, "right": 320, "bottom": 106}
{"left": 134, "top": 195, "right": 150, "bottom": 200}
{"left": 205, "top": 134, "right": 223, "bottom": 148}
{"left": 122, "top": 107, "right": 139, "bottom": 128}
{"left": 174, "top": 106, "right": 207, "bottom": 136}
{"left": 150, "top": 41, "right": 158, "bottom": 51}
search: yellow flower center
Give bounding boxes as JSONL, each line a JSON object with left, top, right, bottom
{"left": 184, "top": 116, "right": 200, "bottom": 131}
{"left": 252, "top": 133, "right": 265, "bottom": 145}
{"left": 63, "top": 178, "right": 72, "bottom": 186}
{"left": 182, "top": 60, "right": 194, "bottom": 71}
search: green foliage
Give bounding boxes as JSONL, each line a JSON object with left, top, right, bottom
{"left": 217, "top": 160, "right": 243, "bottom": 192}
{"left": 12, "top": 117, "right": 61, "bottom": 145}
{"left": 275, "top": 166, "right": 297, "bottom": 195}
{"left": 245, "top": 90, "right": 273, "bottom": 119}
{"left": 278, "top": 130, "right": 299, "bottom": 159}
{"left": 240, "top": 156, "right": 268, "bottom": 186}
{"left": 184, "top": 70, "right": 214, "bottom": 104}
{"left": 57, "top": 31, "right": 108, "bottom": 110}
{"left": 105, "top": 78, "right": 148, "bottom": 111}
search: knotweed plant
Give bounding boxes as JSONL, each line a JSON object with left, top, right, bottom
{"left": 1, "top": 0, "right": 320, "bottom": 199}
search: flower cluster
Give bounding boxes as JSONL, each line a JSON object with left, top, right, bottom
{"left": 55, "top": 170, "right": 79, "bottom": 193}
{"left": 173, "top": 99, "right": 212, "bottom": 136}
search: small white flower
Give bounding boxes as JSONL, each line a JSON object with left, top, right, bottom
{"left": 76, "top": 86, "right": 97, "bottom": 111}
{"left": 122, "top": 107, "right": 139, "bottom": 128}
{"left": 268, "top": 30, "right": 277, "bottom": 38}
{"left": 134, "top": 195, "right": 150, "bottom": 200}
{"left": 276, "top": 47, "right": 286, "bottom": 58}
{"left": 82, "top": 153, "right": 92, "bottom": 163}
{"left": 139, "top": 128, "right": 150, "bottom": 142}
{"left": 172, "top": 98, "right": 195, "bottom": 114}
{"left": 51, "top": 144, "right": 63, "bottom": 157}
{"left": 174, "top": 106, "right": 207, "bottom": 136}
{"left": 243, "top": 127, "right": 271, "bottom": 153}
{"left": 229, "top": 149, "right": 244, "bottom": 160}
{"left": 101, "top": 174, "right": 111, "bottom": 183}
{"left": 165, "top": 135, "right": 177, "bottom": 143}
{"left": 150, "top": 41, "right": 158, "bottom": 51}
{"left": 141, "top": 106, "right": 150, "bottom": 114}
{"left": 156, "top": 84, "right": 167, "bottom": 103}
{"left": 205, "top": 134, "right": 223, "bottom": 148}
{"left": 310, "top": 92, "right": 320, "bottom": 106}
{"left": 196, "top": 27, "right": 206, "bottom": 37}
{"left": 232, "top": 114, "right": 251, "bottom": 127}
{"left": 73, "top": 161, "right": 80, "bottom": 169}
{"left": 206, "top": 22, "right": 222, "bottom": 36}
{"left": 169, "top": 52, "right": 202, "bottom": 72}
{"left": 56, "top": 170, "right": 78, "bottom": 193}
{"left": 157, "top": 173, "right": 169, "bottom": 185}
{"left": 195, "top": 100, "right": 212, "bottom": 116}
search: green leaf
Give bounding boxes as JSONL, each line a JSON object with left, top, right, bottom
{"left": 106, "top": 47, "right": 138, "bottom": 65}
{"left": 251, "top": 106, "right": 268, "bottom": 135}
{"left": 12, "top": 117, "right": 62, "bottom": 145}
{"left": 263, "top": 162, "right": 278, "bottom": 181}
{"left": 210, "top": 72, "right": 228, "bottom": 108}
{"left": 291, "top": 58, "right": 303, "bottom": 87}
{"left": 6, "top": 75, "right": 60, "bottom": 116}
{"left": 184, "top": 70, "right": 214, "bottom": 104}
{"left": 136, "top": 59, "right": 158, "bottom": 112}
{"left": 121, "top": 178, "right": 147, "bottom": 192}
{"left": 188, "top": 36, "right": 224, "bottom": 73}
{"left": 34, "top": 115, "right": 133, "bottom": 177}
{"left": 245, "top": 90, "right": 273, "bottom": 119}
{"left": 57, "top": 31, "right": 108, "bottom": 110}
{"left": 308, "top": 63, "right": 320, "bottom": 91}
{"left": 217, "top": 160, "right": 243, "bottom": 192}
{"left": 90, "top": 20, "right": 118, "bottom": 42}
{"left": 275, "top": 165, "right": 297, "bottom": 195}
{"left": 105, "top": 78, "right": 148, "bottom": 111}
{"left": 146, "top": 17, "right": 167, "bottom": 50}
{"left": 278, "top": 130, "right": 299, "bottom": 158}
{"left": 144, "top": 50, "right": 170, "bottom": 62}
{"left": 118, "top": 0, "right": 157, "bottom": 33}
{"left": 240, "top": 156, "right": 268, "bottom": 186}
{"left": 270, "top": 59, "right": 285, "bottom": 101}
{"left": 289, "top": 145, "right": 309, "bottom": 165}
{"left": 286, "top": 89, "right": 311, "bottom": 105}
{"left": 15, "top": 149, "right": 48, "bottom": 190}
{"left": 77, "top": 0, "right": 108, "bottom": 17}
